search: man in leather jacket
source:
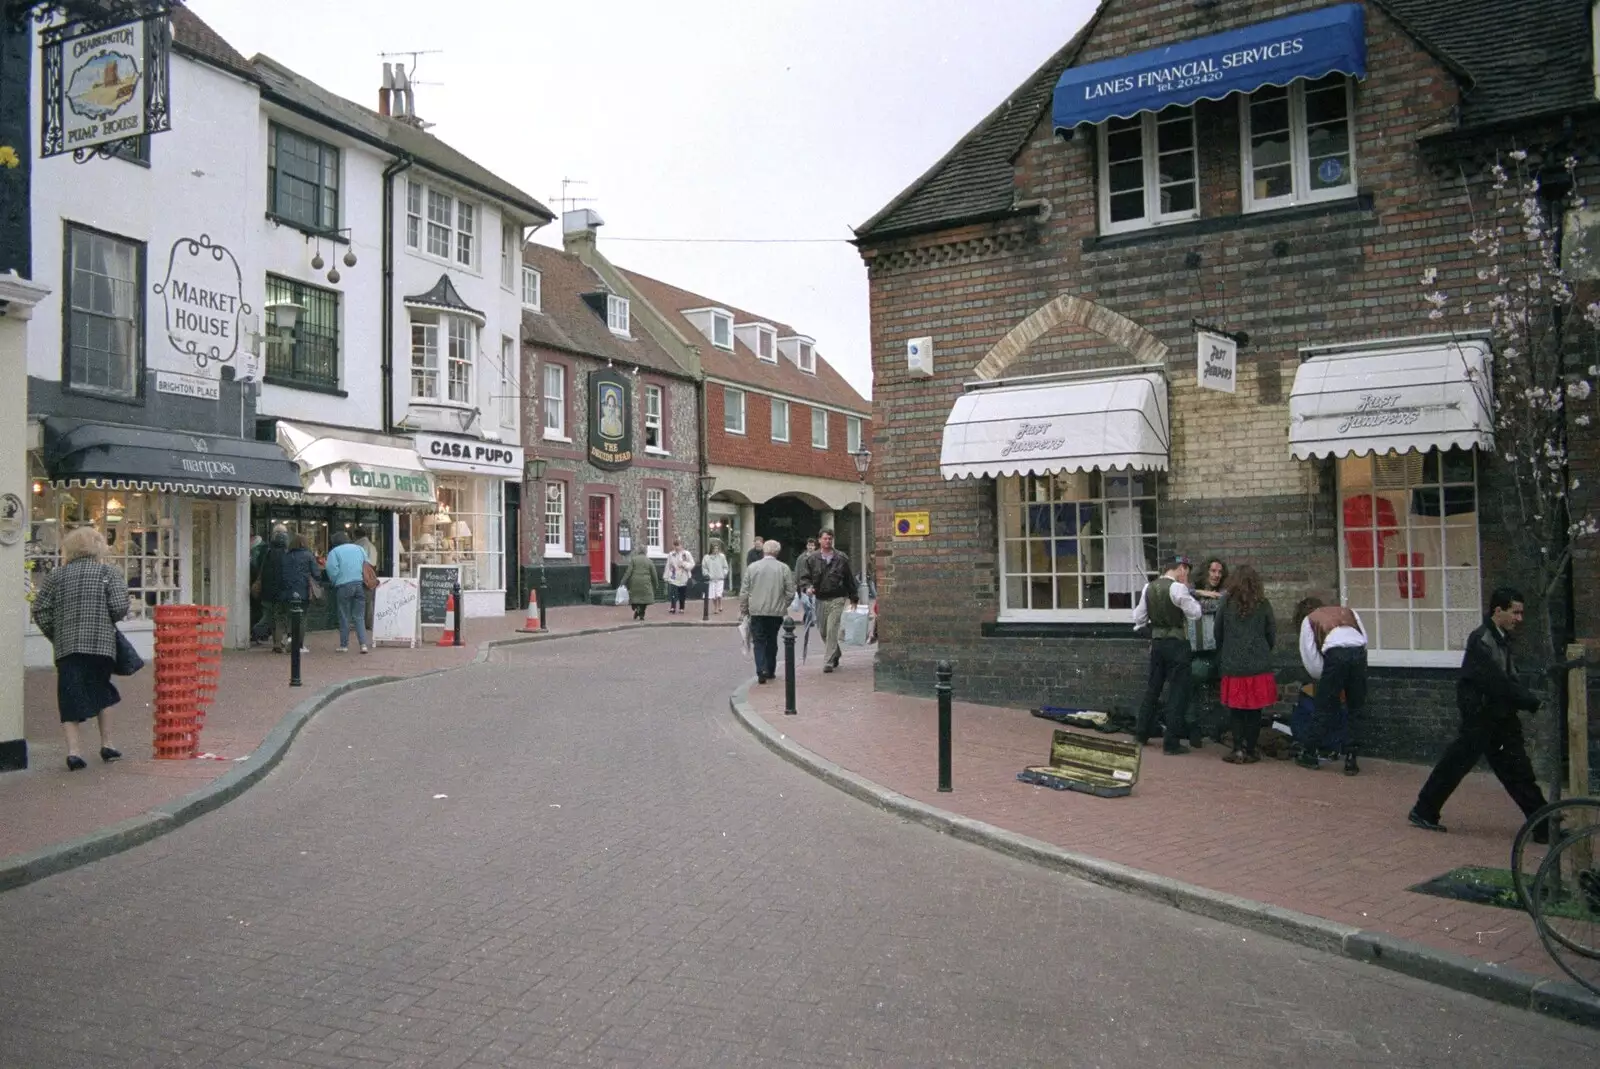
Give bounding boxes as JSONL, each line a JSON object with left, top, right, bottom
{"left": 797, "top": 529, "right": 858, "bottom": 673}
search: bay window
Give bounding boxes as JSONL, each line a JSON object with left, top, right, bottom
{"left": 410, "top": 313, "right": 476, "bottom": 404}
{"left": 1098, "top": 105, "right": 1198, "bottom": 234}
{"left": 1242, "top": 73, "right": 1355, "bottom": 211}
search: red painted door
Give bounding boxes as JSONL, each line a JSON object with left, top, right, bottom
{"left": 588, "top": 497, "right": 608, "bottom": 584}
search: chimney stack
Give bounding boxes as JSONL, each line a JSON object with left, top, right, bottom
{"left": 378, "top": 62, "right": 393, "bottom": 116}
{"left": 561, "top": 209, "right": 605, "bottom": 253}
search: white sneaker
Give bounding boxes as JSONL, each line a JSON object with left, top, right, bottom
{"left": 359, "top": 645, "right": 369, "bottom": 654}
{"left": 300, "top": 647, "right": 311, "bottom": 653}
{"left": 336, "top": 646, "right": 349, "bottom": 653}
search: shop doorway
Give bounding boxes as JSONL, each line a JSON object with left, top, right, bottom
{"left": 504, "top": 483, "right": 521, "bottom": 611}
{"left": 588, "top": 496, "right": 609, "bottom": 584}
{"left": 191, "top": 502, "right": 221, "bottom": 608}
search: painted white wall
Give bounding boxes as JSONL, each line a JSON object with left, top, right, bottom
{"left": 253, "top": 103, "right": 388, "bottom": 432}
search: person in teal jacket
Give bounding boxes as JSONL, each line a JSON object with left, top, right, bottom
{"left": 324, "top": 531, "right": 370, "bottom": 653}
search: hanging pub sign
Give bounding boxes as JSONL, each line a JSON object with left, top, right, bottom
{"left": 587, "top": 368, "right": 634, "bottom": 470}
{"left": 1197, "top": 331, "right": 1237, "bottom": 394}
{"left": 40, "top": 8, "right": 173, "bottom": 160}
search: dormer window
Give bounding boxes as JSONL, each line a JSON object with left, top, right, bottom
{"left": 797, "top": 342, "right": 815, "bottom": 374}
{"left": 607, "top": 294, "right": 630, "bottom": 335}
{"left": 757, "top": 328, "right": 775, "bottom": 363}
{"left": 712, "top": 312, "right": 732, "bottom": 349}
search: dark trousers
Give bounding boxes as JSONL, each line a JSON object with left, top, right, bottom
{"left": 1228, "top": 708, "right": 1263, "bottom": 754}
{"left": 1137, "top": 637, "right": 1191, "bottom": 748}
{"left": 749, "top": 614, "right": 781, "bottom": 680}
{"left": 1414, "top": 706, "right": 1548, "bottom": 822}
{"left": 1311, "top": 646, "right": 1367, "bottom": 755}
{"left": 632, "top": 603, "right": 648, "bottom": 620}
{"left": 668, "top": 585, "right": 688, "bottom": 611}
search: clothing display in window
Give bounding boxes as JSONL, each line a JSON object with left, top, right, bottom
{"left": 1342, "top": 494, "right": 1398, "bottom": 568}
{"left": 1104, "top": 502, "right": 1144, "bottom": 597}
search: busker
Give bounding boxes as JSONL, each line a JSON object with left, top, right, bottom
{"left": 1293, "top": 597, "right": 1368, "bottom": 774}
{"left": 1133, "top": 555, "right": 1204, "bottom": 754}
{"left": 740, "top": 540, "right": 795, "bottom": 684}
{"left": 797, "top": 529, "right": 858, "bottom": 673}
{"left": 1409, "top": 587, "right": 1552, "bottom": 840}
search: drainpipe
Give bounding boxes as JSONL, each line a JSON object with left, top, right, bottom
{"left": 380, "top": 155, "right": 414, "bottom": 434}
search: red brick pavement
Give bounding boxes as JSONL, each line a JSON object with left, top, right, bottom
{"left": 746, "top": 646, "right": 1565, "bottom": 980}
{"left": 1, "top": 604, "right": 724, "bottom": 863}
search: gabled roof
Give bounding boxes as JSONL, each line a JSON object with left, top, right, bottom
{"left": 250, "top": 56, "right": 554, "bottom": 225}
{"left": 520, "top": 245, "right": 690, "bottom": 380}
{"left": 618, "top": 269, "right": 872, "bottom": 417}
{"left": 856, "top": 0, "right": 1598, "bottom": 243}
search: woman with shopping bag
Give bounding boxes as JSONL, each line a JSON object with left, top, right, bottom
{"left": 618, "top": 547, "right": 657, "bottom": 621}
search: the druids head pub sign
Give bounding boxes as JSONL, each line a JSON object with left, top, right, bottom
{"left": 588, "top": 368, "right": 633, "bottom": 470}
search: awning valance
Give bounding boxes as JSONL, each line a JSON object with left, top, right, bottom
{"left": 42, "top": 419, "right": 303, "bottom": 500}
{"left": 940, "top": 372, "right": 1170, "bottom": 480}
{"left": 1288, "top": 339, "right": 1493, "bottom": 460}
{"left": 275, "top": 421, "right": 438, "bottom": 510}
{"left": 1052, "top": 3, "right": 1366, "bottom": 131}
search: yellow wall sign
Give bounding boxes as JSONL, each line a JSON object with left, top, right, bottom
{"left": 894, "top": 511, "right": 930, "bottom": 538}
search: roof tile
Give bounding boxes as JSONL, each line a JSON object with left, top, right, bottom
{"left": 521, "top": 245, "right": 690, "bottom": 380}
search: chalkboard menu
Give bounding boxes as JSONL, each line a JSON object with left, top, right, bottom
{"left": 572, "top": 519, "right": 587, "bottom": 553}
{"left": 417, "top": 564, "right": 460, "bottom": 626}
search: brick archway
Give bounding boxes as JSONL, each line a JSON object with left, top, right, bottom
{"left": 971, "top": 294, "right": 1168, "bottom": 382}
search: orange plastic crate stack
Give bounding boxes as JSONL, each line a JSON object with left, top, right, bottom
{"left": 151, "top": 604, "right": 227, "bottom": 759}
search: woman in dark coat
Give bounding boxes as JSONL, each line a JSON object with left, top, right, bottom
{"left": 30, "top": 526, "right": 129, "bottom": 770}
{"left": 618, "top": 547, "right": 657, "bottom": 621}
{"left": 1213, "top": 564, "right": 1277, "bottom": 763}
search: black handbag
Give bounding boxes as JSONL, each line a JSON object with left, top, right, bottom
{"left": 113, "top": 629, "right": 145, "bottom": 676}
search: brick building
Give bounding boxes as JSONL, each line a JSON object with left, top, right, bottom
{"left": 855, "top": 0, "right": 1600, "bottom": 760}
{"left": 519, "top": 240, "right": 701, "bottom": 606}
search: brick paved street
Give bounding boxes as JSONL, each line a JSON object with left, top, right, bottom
{"left": 1, "top": 630, "right": 1595, "bottom": 1067}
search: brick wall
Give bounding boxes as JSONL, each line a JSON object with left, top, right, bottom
{"left": 707, "top": 383, "right": 870, "bottom": 482}
{"left": 860, "top": 0, "right": 1600, "bottom": 762}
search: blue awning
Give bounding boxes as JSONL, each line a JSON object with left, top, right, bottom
{"left": 1052, "top": 4, "right": 1366, "bottom": 132}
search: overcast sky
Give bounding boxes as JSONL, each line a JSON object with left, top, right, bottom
{"left": 191, "top": 0, "right": 1100, "bottom": 399}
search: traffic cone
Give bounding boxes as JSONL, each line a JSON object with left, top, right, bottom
{"left": 522, "top": 588, "right": 541, "bottom": 631}
{"left": 439, "top": 593, "right": 456, "bottom": 646}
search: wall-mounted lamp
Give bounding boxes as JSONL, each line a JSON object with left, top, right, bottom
{"left": 265, "top": 299, "right": 302, "bottom": 335}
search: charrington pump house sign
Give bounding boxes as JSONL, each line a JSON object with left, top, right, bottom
{"left": 39, "top": 5, "right": 174, "bottom": 160}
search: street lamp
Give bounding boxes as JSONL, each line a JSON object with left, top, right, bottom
{"left": 525, "top": 454, "right": 548, "bottom": 624}
{"left": 852, "top": 449, "right": 871, "bottom": 602}
{"left": 697, "top": 473, "right": 717, "bottom": 620}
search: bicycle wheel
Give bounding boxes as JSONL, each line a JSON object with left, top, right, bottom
{"left": 1529, "top": 821, "right": 1600, "bottom": 996}
{"left": 1511, "top": 797, "right": 1600, "bottom": 913}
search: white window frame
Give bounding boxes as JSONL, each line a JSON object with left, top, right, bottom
{"left": 543, "top": 480, "right": 568, "bottom": 557}
{"left": 607, "top": 294, "right": 630, "bottom": 336}
{"left": 500, "top": 222, "right": 515, "bottom": 289}
{"left": 1240, "top": 75, "right": 1357, "bottom": 213}
{"left": 1335, "top": 448, "right": 1481, "bottom": 668}
{"left": 410, "top": 319, "right": 440, "bottom": 400}
{"left": 797, "top": 342, "right": 815, "bottom": 374}
{"left": 405, "top": 180, "right": 422, "bottom": 250}
{"left": 645, "top": 488, "right": 665, "bottom": 555}
{"left": 445, "top": 315, "right": 475, "bottom": 404}
{"left": 847, "top": 416, "right": 862, "bottom": 455}
{"left": 1097, "top": 106, "right": 1199, "bottom": 235}
{"left": 771, "top": 398, "right": 789, "bottom": 443}
{"left": 811, "top": 408, "right": 828, "bottom": 450}
{"left": 499, "top": 334, "right": 516, "bottom": 427}
{"left": 542, "top": 363, "right": 567, "bottom": 440}
{"left": 724, "top": 387, "right": 746, "bottom": 434}
{"left": 712, "top": 312, "right": 733, "bottom": 350}
{"left": 65, "top": 224, "right": 142, "bottom": 399}
{"left": 998, "top": 471, "right": 1160, "bottom": 623}
{"left": 410, "top": 181, "right": 481, "bottom": 270}
{"left": 757, "top": 327, "right": 776, "bottom": 363}
{"left": 643, "top": 384, "right": 666, "bottom": 453}
{"left": 522, "top": 265, "right": 542, "bottom": 311}
{"left": 455, "top": 200, "right": 476, "bottom": 268}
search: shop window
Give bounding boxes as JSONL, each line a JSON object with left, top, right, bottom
{"left": 644, "top": 384, "right": 665, "bottom": 451}
{"left": 998, "top": 471, "right": 1159, "bottom": 620}
{"left": 811, "top": 408, "right": 828, "bottom": 449}
{"left": 847, "top": 416, "right": 863, "bottom": 455}
{"left": 65, "top": 224, "right": 142, "bottom": 398}
{"left": 26, "top": 476, "right": 181, "bottom": 623}
{"left": 398, "top": 477, "right": 504, "bottom": 591}
{"left": 645, "top": 487, "right": 664, "bottom": 555}
{"left": 522, "top": 265, "right": 542, "bottom": 311}
{"left": 265, "top": 274, "right": 339, "bottom": 390}
{"left": 544, "top": 481, "right": 567, "bottom": 554}
{"left": 1098, "top": 105, "right": 1198, "bottom": 234}
{"left": 1337, "top": 448, "right": 1480, "bottom": 665}
{"left": 500, "top": 222, "right": 516, "bottom": 289}
{"left": 607, "top": 294, "right": 630, "bottom": 336}
{"left": 1242, "top": 74, "right": 1356, "bottom": 212}
{"left": 724, "top": 387, "right": 746, "bottom": 434}
{"left": 499, "top": 334, "right": 516, "bottom": 428}
{"left": 771, "top": 398, "right": 789, "bottom": 443}
{"left": 268, "top": 123, "right": 339, "bottom": 232}
{"left": 542, "top": 363, "right": 566, "bottom": 438}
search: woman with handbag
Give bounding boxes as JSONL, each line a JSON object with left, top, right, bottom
{"left": 267, "top": 532, "right": 319, "bottom": 653}
{"left": 1213, "top": 564, "right": 1278, "bottom": 764}
{"left": 664, "top": 538, "right": 695, "bottom": 614}
{"left": 29, "top": 527, "right": 132, "bottom": 771}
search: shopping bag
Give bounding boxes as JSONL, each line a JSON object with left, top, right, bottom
{"left": 614, "top": 585, "right": 629, "bottom": 606}
{"left": 738, "top": 615, "right": 751, "bottom": 654}
{"left": 840, "top": 607, "right": 871, "bottom": 647}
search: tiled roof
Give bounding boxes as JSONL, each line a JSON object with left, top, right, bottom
{"left": 169, "top": 5, "right": 256, "bottom": 82}
{"left": 618, "top": 269, "right": 872, "bottom": 417}
{"left": 856, "top": 0, "right": 1597, "bottom": 242}
{"left": 250, "top": 56, "right": 553, "bottom": 224}
{"left": 521, "top": 245, "right": 690, "bottom": 380}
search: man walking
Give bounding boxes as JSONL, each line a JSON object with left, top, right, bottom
{"left": 798, "top": 529, "right": 858, "bottom": 673}
{"left": 324, "top": 531, "right": 370, "bottom": 653}
{"left": 1293, "top": 597, "right": 1368, "bottom": 774}
{"left": 741, "top": 540, "right": 795, "bottom": 684}
{"left": 1410, "top": 587, "right": 1551, "bottom": 839}
{"left": 746, "top": 535, "right": 766, "bottom": 567}
{"left": 1134, "top": 555, "right": 1204, "bottom": 754}
{"left": 793, "top": 537, "right": 818, "bottom": 585}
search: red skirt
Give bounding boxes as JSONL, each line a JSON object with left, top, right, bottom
{"left": 1220, "top": 672, "right": 1277, "bottom": 710}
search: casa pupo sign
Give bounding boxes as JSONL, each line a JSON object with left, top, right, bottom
{"left": 414, "top": 433, "right": 524, "bottom": 476}
{"left": 588, "top": 369, "right": 634, "bottom": 470}
{"left": 40, "top": 11, "right": 173, "bottom": 159}
{"left": 154, "top": 235, "right": 251, "bottom": 371}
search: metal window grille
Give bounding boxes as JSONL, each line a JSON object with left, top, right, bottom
{"left": 265, "top": 275, "right": 339, "bottom": 389}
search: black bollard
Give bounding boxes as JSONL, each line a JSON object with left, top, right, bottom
{"left": 702, "top": 584, "right": 710, "bottom": 621}
{"left": 936, "top": 660, "right": 953, "bottom": 792}
{"left": 452, "top": 581, "right": 463, "bottom": 648}
{"left": 782, "top": 617, "right": 797, "bottom": 716}
{"left": 536, "top": 580, "right": 548, "bottom": 633}
{"left": 289, "top": 594, "right": 304, "bottom": 687}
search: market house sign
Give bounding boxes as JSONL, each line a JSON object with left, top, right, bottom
{"left": 153, "top": 235, "right": 251, "bottom": 371}
{"left": 40, "top": 11, "right": 173, "bottom": 160}
{"left": 588, "top": 368, "right": 634, "bottom": 470}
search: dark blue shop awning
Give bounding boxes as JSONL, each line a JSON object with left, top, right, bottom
{"left": 1052, "top": 3, "right": 1366, "bottom": 131}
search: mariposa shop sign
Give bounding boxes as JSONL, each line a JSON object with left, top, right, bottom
{"left": 40, "top": 11, "right": 173, "bottom": 159}
{"left": 415, "top": 434, "right": 524, "bottom": 475}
